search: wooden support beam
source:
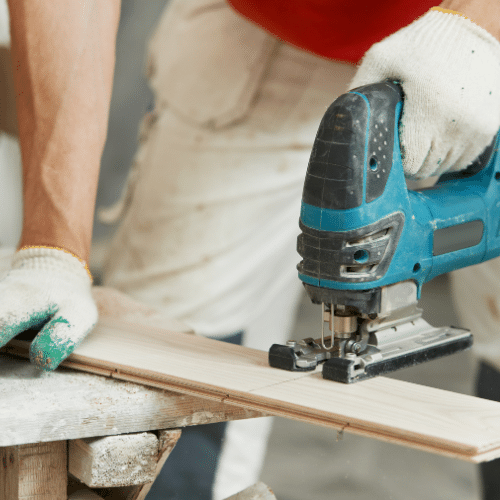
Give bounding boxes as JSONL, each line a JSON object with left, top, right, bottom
{"left": 69, "top": 433, "right": 159, "bottom": 488}
{"left": 68, "top": 491, "right": 105, "bottom": 500}
{"left": 124, "top": 429, "right": 182, "bottom": 500}
{"left": 78, "top": 429, "right": 182, "bottom": 500}
{"left": 0, "top": 441, "right": 66, "bottom": 500}
{"left": 224, "top": 482, "right": 277, "bottom": 500}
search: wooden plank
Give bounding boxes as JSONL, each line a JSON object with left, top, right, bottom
{"left": 75, "top": 430, "right": 182, "bottom": 500}
{"left": 68, "top": 433, "right": 158, "bottom": 488}
{"left": 224, "top": 482, "right": 277, "bottom": 500}
{"left": 0, "top": 447, "right": 17, "bottom": 500}
{"left": 0, "top": 441, "right": 66, "bottom": 500}
{"left": 0, "top": 354, "right": 265, "bottom": 447}
{"left": 5, "top": 317, "right": 500, "bottom": 462}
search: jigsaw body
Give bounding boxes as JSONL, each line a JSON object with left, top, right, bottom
{"left": 269, "top": 81, "right": 500, "bottom": 383}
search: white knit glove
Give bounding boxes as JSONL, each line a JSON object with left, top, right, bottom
{"left": 350, "top": 8, "right": 500, "bottom": 179}
{"left": 0, "top": 247, "right": 98, "bottom": 370}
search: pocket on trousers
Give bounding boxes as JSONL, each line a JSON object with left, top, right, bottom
{"left": 146, "top": 0, "right": 279, "bottom": 128}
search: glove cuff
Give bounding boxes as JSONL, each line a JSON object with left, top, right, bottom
{"left": 429, "top": 7, "right": 467, "bottom": 19}
{"left": 408, "top": 8, "right": 500, "bottom": 59}
{"left": 13, "top": 246, "right": 93, "bottom": 283}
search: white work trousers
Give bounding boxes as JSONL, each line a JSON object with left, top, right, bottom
{"left": 451, "top": 262, "right": 500, "bottom": 372}
{"left": 101, "top": 0, "right": 356, "bottom": 497}
{"left": 103, "top": 0, "right": 356, "bottom": 343}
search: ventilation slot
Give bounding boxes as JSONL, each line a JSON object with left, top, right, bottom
{"left": 347, "top": 227, "right": 391, "bottom": 246}
{"left": 343, "top": 264, "right": 376, "bottom": 274}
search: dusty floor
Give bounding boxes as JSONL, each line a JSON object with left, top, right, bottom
{"left": 260, "top": 274, "right": 480, "bottom": 500}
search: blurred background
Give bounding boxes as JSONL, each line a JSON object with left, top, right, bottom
{"left": 0, "top": 1, "right": 481, "bottom": 498}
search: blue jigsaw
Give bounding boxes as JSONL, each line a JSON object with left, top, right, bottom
{"left": 268, "top": 81, "right": 500, "bottom": 383}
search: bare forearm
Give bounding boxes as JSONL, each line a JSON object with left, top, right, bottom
{"left": 439, "top": 0, "right": 500, "bottom": 40}
{"left": 8, "top": 0, "right": 120, "bottom": 262}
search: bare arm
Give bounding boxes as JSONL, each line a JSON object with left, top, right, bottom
{"left": 439, "top": 0, "right": 500, "bottom": 40}
{"left": 8, "top": 0, "right": 121, "bottom": 263}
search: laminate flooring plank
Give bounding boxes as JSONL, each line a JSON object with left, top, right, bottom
{"left": 5, "top": 317, "right": 500, "bottom": 462}
{"left": 249, "top": 373, "right": 500, "bottom": 461}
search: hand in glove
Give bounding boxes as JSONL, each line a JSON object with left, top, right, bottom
{"left": 0, "top": 247, "right": 98, "bottom": 370}
{"left": 350, "top": 7, "right": 500, "bottom": 179}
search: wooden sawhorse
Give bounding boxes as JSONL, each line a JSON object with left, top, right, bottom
{"left": 0, "top": 354, "right": 275, "bottom": 500}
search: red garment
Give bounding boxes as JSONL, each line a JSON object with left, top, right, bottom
{"left": 227, "top": 0, "right": 439, "bottom": 63}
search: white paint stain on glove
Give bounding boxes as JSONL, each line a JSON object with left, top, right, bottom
{"left": 0, "top": 247, "right": 97, "bottom": 370}
{"left": 350, "top": 9, "right": 500, "bottom": 179}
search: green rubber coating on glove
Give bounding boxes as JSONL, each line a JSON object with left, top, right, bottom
{"left": 50, "top": 317, "right": 70, "bottom": 326}
{"left": 30, "top": 316, "right": 75, "bottom": 371}
{"left": 0, "top": 306, "right": 57, "bottom": 348}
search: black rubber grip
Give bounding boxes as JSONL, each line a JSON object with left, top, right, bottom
{"left": 302, "top": 81, "right": 403, "bottom": 211}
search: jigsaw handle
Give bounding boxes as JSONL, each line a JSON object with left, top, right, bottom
{"left": 301, "top": 81, "right": 404, "bottom": 213}
{"left": 298, "top": 81, "right": 500, "bottom": 298}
